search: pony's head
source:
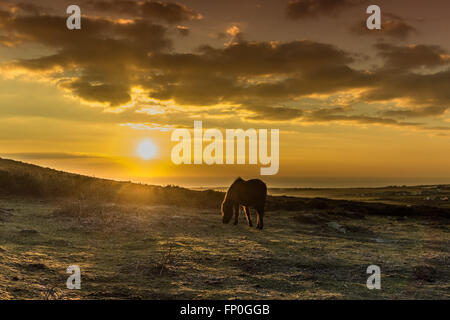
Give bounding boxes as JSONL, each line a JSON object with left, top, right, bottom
{"left": 221, "top": 199, "right": 233, "bottom": 224}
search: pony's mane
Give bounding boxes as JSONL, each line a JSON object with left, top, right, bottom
{"left": 231, "top": 177, "right": 244, "bottom": 186}
{"left": 223, "top": 177, "right": 244, "bottom": 203}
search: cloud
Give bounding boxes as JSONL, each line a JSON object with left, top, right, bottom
{"left": 304, "top": 107, "right": 423, "bottom": 127}
{"left": 59, "top": 79, "right": 132, "bottom": 106}
{"left": 226, "top": 25, "right": 241, "bottom": 37}
{"left": 363, "top": 69, "right": 450, "bottom": 107}
{"left": 144, "top": 40, "right": 372, "bottom": 107}
{"left": 12, "top": 2, "right": 47, "bottom": 15}
{"left": 149, "top": 39, "right": 354, "bottom": 75}
{"left": 6, "top": 13, "right": 172, "bottom": 51}
{"left": 383, "top": 106, "right": 448, "bottom": 118}
{"left": 355, "top": 43, "right": 450, "bottom": 121}
{"left": 1, "top": 8, "right": 172, "bottom": 105}
{"left": 2, "top": 5, "right": 368, "bottom": 110}
{"left": 175, "top": 25, "right": 189, "bottom": 36}
{"left": 286, "top": 0, "right": 366, "bottom": 20}
{"left": 375, "top": 42, "right": 450, "bottom": 71}
{"left": 1, "top": 3, "right": 449, "bottom": 134}
{"left": 0, "top": 1, "right": 45, "bottom": 16}
{"left": 351, "top": 13, "right": 417, "bottom": 40}
{"left": 224, "top": 25, "right": 244, "bottom": 44}
{"left": 245, "top": 106, "right": 303, "bottom": 121}
{"left": 83, "top": 0, "right": 202, "bottom": 24}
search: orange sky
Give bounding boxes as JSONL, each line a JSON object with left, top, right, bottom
{"left": 0, "top": 0, "right": 450, "bottom": 187}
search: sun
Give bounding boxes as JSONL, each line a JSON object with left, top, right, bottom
{"left": 137, "top": 139, "right": 157, "bottom": 160}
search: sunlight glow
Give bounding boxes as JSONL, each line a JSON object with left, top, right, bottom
{"left": 137, "top": 139, "right": 157, "bottom": 160}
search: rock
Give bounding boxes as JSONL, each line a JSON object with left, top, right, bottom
{"left": 18, "top": 229, "right": 39, "bottom": 236}
{"left": 327, "top": 221, "right": 346, "bottom": 233}
{"left": 0, "top": 208, "right": 14, "bottom": 221}
{"left": 371, "top": 238, "right": 398, "bottom": 244}
{"left": 413, "top": 265, "right": 437, "bottom": 282}
{"left": 17, "top": 262, "right": 48, "bottom": 272}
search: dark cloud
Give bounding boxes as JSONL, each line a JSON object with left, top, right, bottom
{"left": 2, "top": 3, "right": 370, "bottom": 110}
{"left": 60, "top": 79, "right": 131, "bottom": 105}
{"left": 355, "top": 43, "right": 450, "bottom": 119}
{"left": 0, "top": 10, "right": 10, "bottom": 20}
{"left": 0, "top": 7, "right": 12, "bottom": 29}
{"left": 140, "top": 1, "right": 201, "bottom": 23}
{"left": 83, "top": 0, "right": 202, "bottom": 24}
{"left": 145, "top": 41, "right": 372, "bottom": 106}
{"left": 1, "top": 9, "right": 172, "bottom": 105}
{"left": 13, "top": 2, "right": 47, "bottom": 15}
{"left": 351, "top": 13, "right": 417, "bottom": 40}
{"left": 149, "top": 40, "right": 354, "bottom": 76}
{"left": 304, "top": 107, "right": 423, "bottom": 127}
{"left": 82, "top": 0, "right": 141, "bottom": 16}
{"left": 383, "top": 106, "right": 448, "bottom": 118}
{"left": 1, "top": 3, "right": 449, "bottom": 132}
{"left": 425, "top": 126, "right": 450, "bottom": 131}
{"left": 245, "top": 106, "right": 303, "bottom": 121}
{"left": 286, "top": 0, "right": 366, "bottom": 20}
{"left": 375, "top": 42, "right": 450, "bottom": 71}
{"left": 217, "top": 32, "right": 227, "bottom": 40}
{"left": 6, "top": 13, "right": 171, "bottom": 51}
{"left": 363, "top": 69, "right": 450, "bottom": 107}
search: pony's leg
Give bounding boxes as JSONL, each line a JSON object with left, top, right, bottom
{"left": 256, "top": 206, "right": 264, "bottom": 230}
{"left": 233, "top": 203, "right": 240, "bottom": 225}
{"left": 243, "top": 206, "right": 253, "bottom": 227}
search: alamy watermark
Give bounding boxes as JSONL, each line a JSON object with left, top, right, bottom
{"left": 66, "top": 265, "right": 81, "bottom": 290}
{"left": 66, "top": 5, "right": 81, "bottom": 30}
{"left": 171, "top": 121, "right": 279, "bottom": 175}
{"left": 366, "top": 265, "right": 381, "bottom": 290}
{"left": 65, "top": 4, "right": 382, "bottom": 31}
{"left": 63, "top": 263, "right": 380, "bottom": 291}
{"left": 366, "top": 5, "right": 381, "bottom": 30}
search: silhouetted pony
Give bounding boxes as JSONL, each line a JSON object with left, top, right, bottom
{"left": 221, "top": 177, "right": 267, "bottom": 229}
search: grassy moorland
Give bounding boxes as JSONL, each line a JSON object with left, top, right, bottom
{"left": 0, "top": 158, "right": 449, "bottom": 299}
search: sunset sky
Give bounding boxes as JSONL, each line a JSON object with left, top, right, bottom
{"left": 1, "top": 0, "right": 450, "bottom": 187}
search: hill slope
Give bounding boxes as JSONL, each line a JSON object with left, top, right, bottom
{"left": 0, "top": 157, "right": 449, "bottom": 218}
{"left": 0, "top": 158, "right": 224, "bottom": 208}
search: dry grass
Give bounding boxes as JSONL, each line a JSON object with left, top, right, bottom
{"left": 0, "top": 196, "right": 449, "bottom": 300}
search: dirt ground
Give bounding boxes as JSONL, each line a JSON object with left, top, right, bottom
{"left": 0, "top": 197, "right": 449, "bottom": 299}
